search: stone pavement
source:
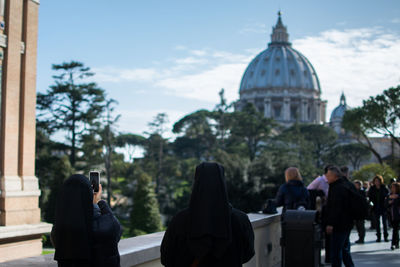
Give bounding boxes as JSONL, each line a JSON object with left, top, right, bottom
{"left": 322, "top": 224, "right": 400, "bottom": 266}
{"left": 350, "top": 228, "right": 400, "bottom": 267}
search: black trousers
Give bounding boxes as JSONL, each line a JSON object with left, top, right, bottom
{"left": 392, "top": 220, "right": 399, "bottom": 246}
{"left": 355, "top": 220, "right": 365, "bottom": 241}
{"left": 374, "top": 212, "right": 388, "bottom": 238}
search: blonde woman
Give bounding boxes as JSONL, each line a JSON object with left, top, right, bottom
{"left": 275, "top": 167, "right": 310, "bottom": 212}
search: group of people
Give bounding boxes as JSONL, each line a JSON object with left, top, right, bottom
{"left": 51, "top": 162, "right": 255, "bottom": 267}
{"left": 275, "top": 164, "right": 400, "bottom": 267}
{"left": 354, "top": 175, "right": 400, "bottom": 249}
{"left": 50, "top": 162, "right": 399, "bottom": 267}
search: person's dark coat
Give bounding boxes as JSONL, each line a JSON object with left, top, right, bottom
{"left": 357, "top": 189, "right": 367, "bottom": 199}
{"left": 51, "top": 174, "right": 122, "bottom": 267}
{"left": 326, "top": 178, "right": 353, "bottom": 232}
{"left": 368, "top": 185, "right": 389, "bottom": 214}
{"left": 160, "top": 162, "right": 255, "bottom": 267}
{"left": 275, "top": 180, "right": 310, "bottom": 211}
{"left": 92, "top": 200, "right": 122, "bottom": 267}
{"left": 386, "top": 194, "right": 400, "bottom": 222}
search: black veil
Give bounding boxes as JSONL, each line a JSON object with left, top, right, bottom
{"left": 54, "top": 174, "right": 94, "bottom": 261}
{"left": 188, "top": 162, "right": 232, "bottom": 259}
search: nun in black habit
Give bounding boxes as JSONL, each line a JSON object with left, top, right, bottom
{"left": 51, "top": 174, "right": 122, "bottom": 267}
{"left": 161, "top": 162, "right": 255, "bottom": 267}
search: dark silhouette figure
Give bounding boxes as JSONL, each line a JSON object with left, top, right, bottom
{"left": 368, "top": 175, "right": 389, "bottom": 242}
{"left": 353, "top": 180, "right": 366, "bottom": 244}
{"left": 51, "top": 174, "right": 122, "bottom": 267}
{"left": 160, "top": 162, "right": 255, "bottom": 267}
{"left": 325, "top": 166, "right": 354, "bottom": 267}
{"left": 386, "top": 182, "right": 400, "bottom": 250}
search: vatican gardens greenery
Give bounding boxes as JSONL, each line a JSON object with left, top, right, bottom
{"left": 36, "top": 61, "right": 400, "bottom": 240}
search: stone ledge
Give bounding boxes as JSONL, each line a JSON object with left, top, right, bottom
{"left": 0, "top": 222, "right": 52, "bottom": 240}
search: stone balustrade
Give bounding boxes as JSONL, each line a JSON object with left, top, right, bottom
{"left": 3, "top": 211, "right": 282, "bottom": 267}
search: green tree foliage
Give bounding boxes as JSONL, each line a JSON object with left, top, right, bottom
{"left": 37, "top": 61, "right": 106, "bottom": 167}
{"left": 130, "top": 170, "right": 163, "bottom": 236}
{"left": 342, "top": 108, "right": 384, "bottom": 164}
{"left": 352, "top": 163, "right": 396, "bottom": 184}
{"left": 274, "top": 124, "right": 337, "bottom": 181}
{"left": 115, "top": 133, "right": 146, "bottom": 162}
{"left": 361, "top": 86, "right": 400, "bottom": 147}
{"left": 328, "top": 143, "right": 371, "bottom": 170}
{"left": 172, "top": 109, "right": 216, "bottom": 159}
{"left": 229, "top": 103, "right": 275, "bottom": 161}
{"left": 36, "top": 126, "right": 72, "bottom": 223}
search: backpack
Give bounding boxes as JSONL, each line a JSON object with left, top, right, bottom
{"left": 347, "top": 186, "right": 369, "bottom": 220}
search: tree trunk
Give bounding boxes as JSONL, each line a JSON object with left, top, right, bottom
{"left": 360, "top": 132, "right": 383, "bottom": 165}
{"left": 156, "top": 139, "right": 163, "bottom": 194}
{"left": 71, "top": 118, "right": 76, "bottom": 167}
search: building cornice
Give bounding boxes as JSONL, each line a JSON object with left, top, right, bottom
{"left": 30, "top": 0, "right": 40, "bottom": 5}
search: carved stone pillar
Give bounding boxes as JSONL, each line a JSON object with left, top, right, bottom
{"left": 0, "top": 0, "right": 51, "bottom": 263}
{"left": 301, "top": 99, "right": 308, "bottom": 122}
{"left": 316, "top": 100, "right": 321, "bottom": 124}
{"left": 283, "top": 97, "right": 290, "bottom": 121}
{"left": 264, "top": 98, "right": 271, "bottom": 118}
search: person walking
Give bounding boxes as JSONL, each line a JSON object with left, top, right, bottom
{"left": 353, "top": 180, "right": 366, "bottom": 244}
{"left": 51, "top": 174, "right": 122, "bottom": 267}
{"left": 160, "top": 162, "right": 255, "bottom": 267}
{"left": 276, "top": 167, "right": 310, "bottom": 212}
{"left": 308, "top": 165, "right": 331, "bottom": 264}
{"left": 368, "top": 175, "right": 389, "bottom": 242}
{"left": 325, "top": 166, "right": 354, "bottom": 267}
{"left": 387, "top": 182, "right": 400, "bottom": 250}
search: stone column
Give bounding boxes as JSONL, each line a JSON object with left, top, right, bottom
{"left": 301, "top": 99, "right": 308, "bottom": 122}
{"left": 264, "top": 98, "right": 271, "bottom": 118}
{"left": 283, "top": 97, "right": 290, "bottom": 121}
{"left": 316, "top": 100, "right": 321, "bottom": 124}
{"left": 0, "top": 0, "right": 51, "bottom": 263}
{"left": 1, "top": 0, "right": 25, "bottom": 220}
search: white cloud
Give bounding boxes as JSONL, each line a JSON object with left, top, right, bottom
{"left": 239, "top": 22, "right": 267, "bottom": 35}
{"left": 174, "top": 56, "right": 208, "bottom": 65}
{"left": 93, "top": 48, "right": 253, "bottom": 104}
{"left": 93, "top": 67, "right": 159, "bottom": 82}
{"left": 93, "top": 26, "right": 400, "bottom": 123}
{"left": 391, "top": 18, "right": 400, "bottom": 24}
{"left": 157, "top": 63, "right": 248, "bottom": 103}
{"left": 293, "top": 27, "right": 400, "bottom": 116}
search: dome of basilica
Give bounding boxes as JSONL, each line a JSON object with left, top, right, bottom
{"left": 330, "top": 93, "right": 350, "bottom": 121}
{"left": 237, "top": 12, "right": 326, "bottom": 126}
{"left": 239, "top": 15, "right": 321, "bottom": 93}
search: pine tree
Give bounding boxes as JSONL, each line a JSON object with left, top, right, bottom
{"left": 36, "top": 61, "right": 106, "bottom": 167}
{"left": 130, "top": 170, "right": 163, "bottom": 236}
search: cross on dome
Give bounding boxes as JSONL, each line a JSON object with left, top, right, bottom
{"left": 270, "top": 11, "right": 290, "bottom": 45}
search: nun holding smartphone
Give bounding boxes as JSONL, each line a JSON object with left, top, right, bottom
{"left": 51, "top": 173, "right": 122, "bottom": 267}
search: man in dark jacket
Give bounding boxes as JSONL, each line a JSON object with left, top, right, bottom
{"left": 354, "top": 180, "right": 366, "bottom": 244}
{"left": 368, "top": 175, "right": 389, "bottom": 242}
{"left": 325, "top": 166, "right": 354, "bottom": 267}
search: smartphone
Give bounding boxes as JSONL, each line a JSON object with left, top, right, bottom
{"left": 89, "top": 171, "right": 100, "bottom": 192}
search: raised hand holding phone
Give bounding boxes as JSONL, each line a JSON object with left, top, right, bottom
{"left": 93, "top": 184, "right": 102, "bottom": 204}
{"left": 89, "top": 171, "right": 101, "bottom": 203}
{"left": 89, "top": 171, "right": 100, "bottom": 192}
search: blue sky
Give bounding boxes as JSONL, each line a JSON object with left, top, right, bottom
{"left": 37, "top": 0, "right": 400, "bottom": 137}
